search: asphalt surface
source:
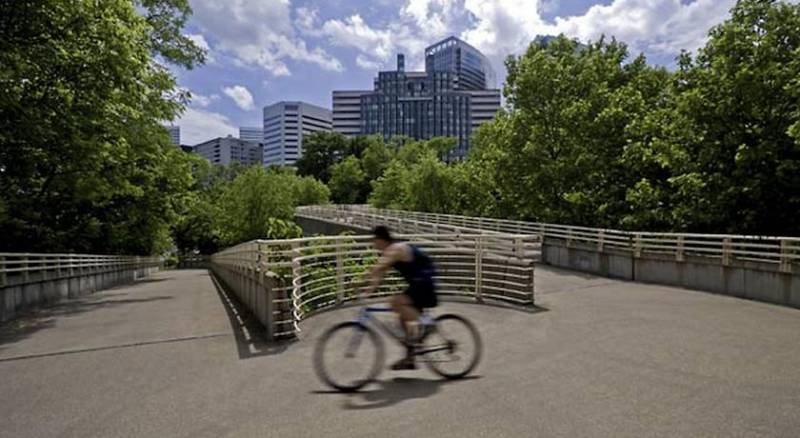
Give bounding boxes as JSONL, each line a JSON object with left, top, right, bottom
{"left": 1, "top": 268, "right": 799, "bottom": 437}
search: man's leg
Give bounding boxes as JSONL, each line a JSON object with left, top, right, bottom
{"left": 390, "top": 293, "right": 420, "bottom": 339}
{"left": 390, "top": 293, "right": 420, "bottom": 369}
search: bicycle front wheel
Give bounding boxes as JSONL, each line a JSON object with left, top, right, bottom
{"left": 425, "top": 314, "right": 482, "bottom": 379}
{"left": 313, "top": 321, "right": 384, "bottom": 392}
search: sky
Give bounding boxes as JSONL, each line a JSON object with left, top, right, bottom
{"left": 173, "top": 0, "right": 745, "bottom": 145}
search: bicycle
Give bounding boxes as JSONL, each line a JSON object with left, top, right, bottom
{"left": 313, "top": 294, "right": 482, "bottom": 392}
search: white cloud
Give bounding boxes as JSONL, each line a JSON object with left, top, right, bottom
{"left": 185, "top": 33, "right": 215, "bottom": 63}
{"left": 552, "top": 0, "right": 735, "bottom": 55}
{"left": 460, "top": 0, "right": 548, "bottom": 58}
{"left": 355, "top": 54, "right": 382, "bottom": 70}
{"left": 299, "top": 0, "right": 747, "bottom": 80}
{"left": 191, "top": 92, "right": 219, "bottom": 108}
{"left": 185, "top": 33, "right": 210, "bottom": 51}
{"left": 177, "top": 107, "right": 237, "bottom": 145}
{"left": 222, "top": 85, "right": 255, "bottom": 110}
{"left": 189, "top": 0, "right": 343, "bottom": 76}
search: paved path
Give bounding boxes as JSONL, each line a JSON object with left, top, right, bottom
{"left": 1, "top": 268, "right": 799, "bottom": 437}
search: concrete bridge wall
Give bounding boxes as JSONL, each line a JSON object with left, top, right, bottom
{"left": 543, "top": 240, "right": 800, "bottom": 308}
{"left": 0, "top": 265, "right": 161, "bottom": 322}
{"left": 297, "top": 214, "right": 800, "bottom": 309}
{"left": 209, "top": 264, "right": 293, "bottom": 341}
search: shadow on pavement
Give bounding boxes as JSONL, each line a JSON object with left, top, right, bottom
{"left": 209, "top": 272, "right": 296, "bottom": 360}
{"left": 314, "top": 376, "right": 481, "bottom": 410}
{"left": 0, "top": 294, "right": 173, "bottom": 351}
{"left": 128, "top": 277, "right": 172, "bottom": 285}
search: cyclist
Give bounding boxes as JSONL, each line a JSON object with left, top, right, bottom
{"left": 361, "top": 225, "right": 438, "bottom": 370}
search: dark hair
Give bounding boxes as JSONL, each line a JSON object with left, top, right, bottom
{"left": 372, "top": 225, "right": 393, "bottom": 242}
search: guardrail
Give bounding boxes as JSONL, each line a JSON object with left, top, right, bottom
{"left": 0, "top": 253, "right": 163, "bottom": 321}
{"left": 296, "top": 205, "right": 800, "bottom": 308}
{"left": 296, "top": 205, "right": 799, "bottom": 272}
{"left": 210, "top": 233, "right": 538, "bottom": 340}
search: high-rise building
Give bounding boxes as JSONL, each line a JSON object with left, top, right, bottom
{"left": 425, "top": 36, "right": 496, "bottom": 91}
{"left": 263, "top": 101, "right": 332, "bottom": 167}
{"left": 332, "top": 91, "right": 368, "bottom": 137}
{"left": 331, "top": 36, "right": 501, "bottom": 159}
{"left": 167, "top": 125, "right": 180, "bottom": 145}
{"left": 193, "top": 136, "right": 262, "bottom": 166}
{"left": 239, "top": 126, "right": 263, "bottom": 143}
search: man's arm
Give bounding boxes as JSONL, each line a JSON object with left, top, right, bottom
{"left": 362, "top": 245, "right": 403, "bottom": 295}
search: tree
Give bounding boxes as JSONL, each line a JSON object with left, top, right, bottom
{"left": 369, "top": 161, "right": 411, "bottom": 209}
{"left": 218, "top": 167, "right": 299, "bottom": 244}
{"left": 289, "top": 175, "right": 331, "bottom": 206}
{"left": 0, "top": 0, "right": 205, "bottom": 254}
{"left": 295, "top": 132, "right": 349, "bottom": 183}
{"left": 404, "top": 153, "right": 460, "bottom": 213}
{"left": 470, "top": 35, "right": 669, "bottom": 226}
{"left": 625, "top": 0, "right": 800, "bottom": 235}
{"left": 328, "top": 156, "right": 367, "bottom": 204}
{"left": 361, "top": 137, "right": 395, "bottom": 182}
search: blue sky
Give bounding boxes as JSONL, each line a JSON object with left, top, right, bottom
{"left": 173, "top": 0, "right": 744, "bottom": 145}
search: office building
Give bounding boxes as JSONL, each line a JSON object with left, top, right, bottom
{"left": 332, "top": 91, "right": 368, "bottom": 137}
{"left": 331, "top": 36, "right": 501, "bottom": 158}
{"left": 263, "top": 101, "right": 332, "bottom": 167}
{"left": 193, "top": 136, "right": 262, "bottom": 166}
{"left": 167, "top": 125, "right": 180, "bottom": 145}
{"left": 425, "top": 36, "right": 496, "bottom": 90}
{"left": 239, "top": 126, "right": 263, "bottom": 143}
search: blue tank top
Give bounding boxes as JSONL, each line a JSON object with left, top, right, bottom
{"left": 392, "top": 244, "right": 435, "bottom": 284}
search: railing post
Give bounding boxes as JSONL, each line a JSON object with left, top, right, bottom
{"left": 0, "top": 256, "right": 6, "bottom": 287}
{"left": 291, "top": 242, "right": 304, "bottom": 326}
{"left": 41, "top": 256, "right": 48, "bottom": 281}
{"left": 335, "top": 240, "right": 344, "bottom": 304}
{"left": 514, "top": 236, "right": 524, "bottom": 260}
{"left": 780, "top": 239, "right": 791, "bottom": 273}
{"left": 634, "top": 234, "right": 642, "bottom": 258}
{"left": 676, "top": 236, "right": 685, "bottom": 262}
{"left": 474, "top": 236, "right": 483, "bottom": 303}
{"left": 598, "top": 230, "right": 605, "bottom": 252}
{"left": 22, "top": 256, "right": 29, "bottom": 283}
{"left": 567, "top": 228, "right": 573, "bottom": 248}
{"left": 529, "top": 256, "right": 536, "bottom": 306}
{"left": 722, "top": 238, "right": 732, "bottom": 266}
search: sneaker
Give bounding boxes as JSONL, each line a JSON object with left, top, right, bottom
{"left": 390, "top": 357, "right": 417, "bottom": 370}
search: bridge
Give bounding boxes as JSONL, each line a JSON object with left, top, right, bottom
{"left": 1, "top": 207, "right": 800, "bottom": 437}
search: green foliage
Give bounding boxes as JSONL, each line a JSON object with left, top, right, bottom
{"left": 624, "top": 0, "right": 800, "bottom": 234}
{"left": 365, "top": 0, "right": 800, "bottom": 236}
{"left": 0, "top": 0, "right": 205, "bottom": 254}
{"left": 172, "top": 163, "right": 327, "bottom": 254}
{"left": 369, "top": 161, "right": 411, "bottom": 209}
{"left": 295, "top": 132, "right": 350, "bottom": 183}
{"left": 361, "top": 138, "right": 395, "bottom": 181}
{"left": 329, "top": 156, "right": 368, "bottom": 204}
{"left": 290, "top": 175, "right": 332, "bottom": 206}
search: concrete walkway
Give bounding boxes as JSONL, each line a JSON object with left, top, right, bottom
{"left": 1, "top": 268, "right": 799, "bottom": 437}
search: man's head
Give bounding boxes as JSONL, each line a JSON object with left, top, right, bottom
{"left": 372, "top": 225, "right": 393, "bottom": 251}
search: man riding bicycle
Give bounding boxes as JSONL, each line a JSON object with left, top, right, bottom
{"left": 361, "top": 226, "right": 438, "bottom": 370}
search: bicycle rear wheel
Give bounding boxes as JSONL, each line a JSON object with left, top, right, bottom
{"left": 313, "top": 321, "right": 384, "bottom": 392}
{"left": 424, "top": 314, "right": 482, "bottom": 379}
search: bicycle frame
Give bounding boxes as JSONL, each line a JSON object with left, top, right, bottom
{"left": 353, "top": 306, "right": 451, "bottom": 357}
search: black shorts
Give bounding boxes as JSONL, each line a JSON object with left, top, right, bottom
{"left": 404, "top": 280, "right": 438, "bottom": 310}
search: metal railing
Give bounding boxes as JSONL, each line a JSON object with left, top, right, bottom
{"left": 0, "top": 253, "right": 163, "bottom": 287}
{"left": 297, "top": 205, "right": 800, "bottom": 273}
{"left": 211, "top": 233, "right": 538, "bottom": 338}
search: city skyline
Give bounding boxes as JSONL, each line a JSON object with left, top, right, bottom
{"left": 173, "top": 0, "right": 749, "bottom": 145}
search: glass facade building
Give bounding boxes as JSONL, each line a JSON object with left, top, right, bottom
{"left": 425, "top": 36, "right": 496, "bottom": 91}
{"left": 333, "top": 36, "right": 500, "bottom": 159}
